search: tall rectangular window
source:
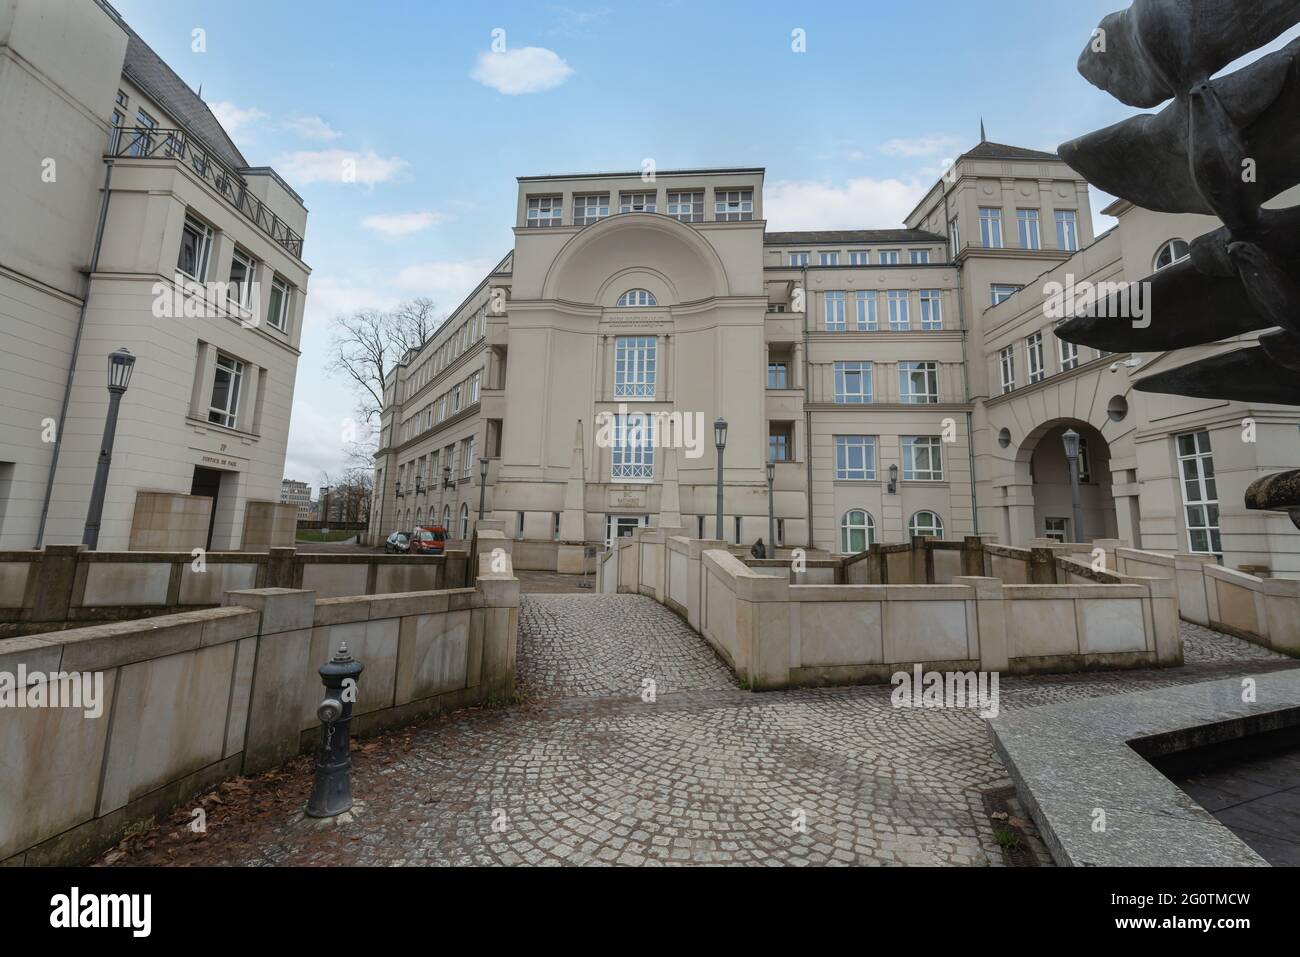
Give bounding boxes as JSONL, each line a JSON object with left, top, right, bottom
{"left": 999, "top": 346, "right": 1016, "bottom": 394}
{"left": 463, "top": 437, "right": 476, "bottom": 477}
{"left": 856, "top": 291, "right": 878, "bottom": 330}
{"left": 909, "top": 249, "right": 931, "bottom": 264}
{"left": 902, "top": 436, "right": 944, "bottom": 481}
{"left": 611, "top": 414, "right": 655, "bottom": 480}
{"left": 835, "top": 436, "right": 877, "bottom": 480}
{"left": 1177, "top": 431, "right": 1222, "bottom": 555}
{"left": 849, "top": 251, "right": 870, "bottom": 266}
{"left": 177, "top": 215, "right": 213, "bottom": 281}
{"left": 899, "top": 361, "right": 939, "bottom": 404}
{"left": 789, "top": 252, "right": 810, "bottom": 266}
{"left": 949, "top": 220, "right": 961, "bottom": 257}
{"left": 824, "top": 291, "right": 847, "bottom": 331}
{"left": 267, "top": 276, "right": 290, "bottom": 331}
{"left": 208, "top": 353, "right": 244, "bottom": 428}
{"left": 1056, "top": 209, "right": 1079, "bottom": 251}
{"left": 878, "top": 250, "right": 900, "bottom": 265}
{"left": 129, "top": 108, "right": 157, "bottom": 157}
{"left": 614, "top": 336, "right": 656, "bottom": 398}
{"left": 1057, "top": 322, "right": 1080, "bottom": 371}
{"left": 667, "top": 191, "right": 703, "bottom": 222}
{"left": 470, "top": 370, "right": 481, "bottom": 403}
{"left": 834, "top": 362, "right": 872, "bottom": 404}
{"left": 919, "top": 290, "right": 943, "bottom": 330}
{"left": 888, "top": 290, "right": 910, "bottom": 330}
{"left": 526, "top": 195, "right": 563, "bottom": 227}
{"left": 1026, "top": 332, "right": 1045, "bottom": 383}
{"left": 1017, "top": 209, "right": 1041, "bottom": 250}
{"left": 573, "top": 193, "right": 609, "bottom": 225}
{"left": 768, "top": 432, "right": 789, "bottom": 462}
{"left": 714, "top": 189, "right": 753, "bottom": 221}
{"left": 979, "top": 207, "right": 1004, "bottom": 248}
{"left": 819, "top": 252, "right": 840, "bottom": 266}
{"left": 228, "top": 248, "right": 256, "bottom": 309}
{"left": 619, "top": 191, "right": 656, "bottom": 213}
{"left": 767, "top": 363, "right": 788, "bottom": 389}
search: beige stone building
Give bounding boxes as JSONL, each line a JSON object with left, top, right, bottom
{"left": 280, "top": 479, "right": 312, "bottom": 521}
{"left": 0, "top": 0, "right": 309, "bottom": 551}
{"left": 372, "top": 145, "right": 1300, "bottom": 578}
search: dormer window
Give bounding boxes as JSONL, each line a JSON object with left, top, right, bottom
{"left": 617, "top": 289, "right": 657, "bottom": 307}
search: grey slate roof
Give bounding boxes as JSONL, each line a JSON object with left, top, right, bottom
{"left": 960, "top": 141, "right": 1060, "bottom": 163}
{"left": 119, "top": 19, "right": 247, "bottom": 169}
{"left": 764, "top": 229, "right": 946, "bottom": 246}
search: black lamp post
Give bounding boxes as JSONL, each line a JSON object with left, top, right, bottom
{"left": 1062, "top": 429, "right": 1085, "bottom": 543}
{"left": 765, "top": 458, "right": 776, "bottom": 559}
{"left": 478, "top": 456, "right": 489, "bottom": 519}
{"left": 888, "top": 463, "right": 899, "bottom": 494}
{"left": 713, "top": 417, "right": 728, "bottom": 540}
{"left": 82, "top": 347, "right": 135, "bottom": 550}
{"left": 438, "top": 464, "right": 452, "bottom": 528}
{"left": 320, "top": 485, "right": 330, "bottom": 535}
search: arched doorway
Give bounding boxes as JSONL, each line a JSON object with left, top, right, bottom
{"left": 1016, "top": 420, "right": 1118, "bottom": 543}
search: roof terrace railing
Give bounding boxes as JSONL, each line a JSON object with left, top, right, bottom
{"left": 106, "top": 126, "right": 305, "bottom": 259}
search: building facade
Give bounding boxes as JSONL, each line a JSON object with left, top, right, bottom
{"left": 280, "top": 479, "right": 312, "bottom": 520}
{"left": 372, "top": 144, "right": 1300, "bottom": 578}
{"left": 0, "top": 0, "right": 309, "bottom": 551}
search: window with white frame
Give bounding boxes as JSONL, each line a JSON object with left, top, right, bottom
{"left": 840, "top": 510, "right": 876, "bottom": 554}
{"left": 267, "top": 276, "right": 290, "bottom": 331}
{"left": 451, "top": 385, "right": 462, "bottom": 413}
{"left": 614, "top": 336, "right": 656, "bottom": 397}
{"left": 850, "top": 251, "right": 870, "bottom": 266}
{"left": 834, "top": 362, "right": 872, "bottom": 404}
{"left": 470, "top": 370, "right": 481, "bottom": 403}
{"left": 1056, "top": 210, "right": 1079, "bottom": 252}
{"left": 177, "top": 215, "right": 213, "bottom": 281}
{"left": 949, "top": 220, "right": 961, "bottom": 257}
{"left": 900, "top": 361, "right": 939, "bottom": 404}
{"left": 909, "top": 249, "right": 931, "bottom": 264}
{"left": 1057, "top": 323, "right": 1080, "bottom": 371}
{"left": 437, "top": 395, "right": 447, "bottom": 422}
{"left": 1026, "top": 332, "right": 1045, "bottom": 383}
{"left": 1044, "top": 517, "right": 1070, "bottom": 542}
{"left": 908, "top": 511, "right": 945, "bottom": 538}
{"left": 611, "top": 414, "right": 655, "bottom": 480}
{"left": 856, "top": 291, "right": 878, "bottom": 330}
{"left": 129, "top": 108, "right": 156, "bottom": 157}
{"left": 824, "top": 291, "right": 847, "bottom": 331}
{"left": 991, "top": 284, "right": 1023, "bottom": 305}
{"left": 573, "top": 193, "right": 609, "bottom": 225}
{"left": 227, "top": 248, "right": 256, "bottom": 309}
{"left": 835, "top": 436, "right": 877, "bottom": 480}
{"left": 460, "top": 503, "right": 470, "bottom": 539}
{"left": 462, "top": 437, "right": 475, "bottom": 477}
{"left": 619, "top": 191, "right": 656, "bottom": 214}
{"left": 617, "top": 289, "right": 657, "bottom": 308}
{"left": 1154, "top": 238, "right": 1191, "bottom": 271}
{"left": 1017, "top": 209, "right": 1041, "bottom": 250}
{"left": 714, "top": 189, "right": 753, "bottom": 221}
{"left": 919, "top": 289, "right": 943, "bottom": 330}
{"left": 878, "top": 249, "right": 900, "bottom": 265}
{"left": 999, "top": 346, "right": 1016, "bottom": 394}
{"left": 526, "top": 195, "right": 563, "bottom": 227}
{"left": 208, "top": 353, "right": 244, "bottom": 428}
{"left": 888, "top": 290, "right": 910, "bottom": 330}
{"left": 768, "top": 362, "right": 788, "bottom": 389}
{"left": 819, "top": 252, "right": 840, "bottom": 266}
{"left": 768, "top": 431, "right": 789, "bottom": 462}
{"left": 789, "top": 252, "right": 810, "bottom": 267}
{"left": 667, "top": 190, "right": 703, "bottom": 222}
{"left": 902, "top": 436, "right": 943, "bottom": 481}
{"left": 979, "top": 207, "right": 1004, "bottom": 248}
{"left": 1177, "top": 431, "right": 1221, "bottom": 555}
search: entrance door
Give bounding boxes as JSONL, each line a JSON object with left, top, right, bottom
{"left": 190, "top": 466, "right": 223, "bottom": 550}
{"left": 606, "top": 514, "right": 648, "bottom": 547}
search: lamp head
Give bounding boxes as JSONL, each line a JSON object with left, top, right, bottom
{"left": 107, "top": 346, "right": 135, "bottom": 393}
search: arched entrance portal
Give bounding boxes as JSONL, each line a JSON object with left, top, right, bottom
{"left": 1017, "top": 420, "right": 1118, "bottom": 543}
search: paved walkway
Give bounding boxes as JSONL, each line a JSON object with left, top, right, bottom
{"left": 99, "top": 595, "right": 1298, "bottom": 867}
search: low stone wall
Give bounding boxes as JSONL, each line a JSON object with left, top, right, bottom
{"left": 602, "top": 529, "right": 1182, "bottom": 690}
{"left": 0, "top": 567, "right": 518, "bottom": 866}
{"left": 0, "top": 545, "right": 470, "bottom": 638}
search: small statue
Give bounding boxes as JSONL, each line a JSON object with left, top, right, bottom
{"left": 750, "top": 539, "right": 766, "bottom": 560}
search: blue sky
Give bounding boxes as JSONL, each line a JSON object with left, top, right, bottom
{"left": 106, "top": 0, "right": 1293, "bottom": 484}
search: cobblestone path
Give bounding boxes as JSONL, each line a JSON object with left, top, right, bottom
{"left": 101, "top": 596, "right": 1298, "bottom": 867}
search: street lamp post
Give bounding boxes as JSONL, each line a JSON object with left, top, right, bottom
{"left": 82, "top": 347, "right": 135, "bottom": 550}
{"left": 320, "top": 485, "right": 330, "bottom": 537}
{"left": 766, "top": 459, "right": 776, "bottom": 559}
{"left": 439, "top": 465, "right": 452, "bottom": 528}
{"left": 1062, "top": 429, "right": 1086, "bottom": 544}
{"left": 713, "top": 417, "right": 728, "bottom": 540}
{"left": 478, "top": 456, "right": 489, "bottom": 520}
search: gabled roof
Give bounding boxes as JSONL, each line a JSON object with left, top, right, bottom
{"left": 118, "top": 18, "right": 247, "bottom": 169}
{"left": 960, "top": 141, "right": 1060, "bottom": 163}
{"left": 764, "top": 229, "right": 946, "bottom": 246}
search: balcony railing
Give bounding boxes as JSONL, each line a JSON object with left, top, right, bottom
{"left": 107, "top": 126, "right": 305, "bottom": 259}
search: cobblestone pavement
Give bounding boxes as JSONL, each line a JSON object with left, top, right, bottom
{"left": 100, "top": 596, "right": 1298, "bottom": 867}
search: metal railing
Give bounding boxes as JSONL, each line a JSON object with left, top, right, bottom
{"left": 106, "top": 126, "right": 305, "bottom": 259}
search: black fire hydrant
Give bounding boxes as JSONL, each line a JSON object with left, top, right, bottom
{"left": 305, "top": 641, "right": 364, "bottom": 818}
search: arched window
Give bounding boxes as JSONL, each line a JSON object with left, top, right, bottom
{"left": 442, "top": 505, "right": 451, "bottom": 529}
{"left": 840, "top": 509, "right": 876, "bottom": 554}
{"left": 908, "top": 511, "right": 944, "bottom": 539}
{"left": 617, "top": 289, "right": 657, "bottom": 307}
{"left": 1153, "top": 239, "right": 1190, "bottom": 272}
{"left": 415, "top": 509, "right": 424, "bottom": 525}
{"left": 459, "top": 503, "right": 470, "bottom": 539}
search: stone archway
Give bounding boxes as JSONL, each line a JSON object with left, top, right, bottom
{"left": 1013, "top": 419, "right": 1118, "bottom": 544}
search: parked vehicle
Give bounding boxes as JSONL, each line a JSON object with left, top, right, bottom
{"left": 409, "top": 525, "right": 447, "bottom": 556}
{"left": 384, "top": 531, "right": 410, "bottom": 554}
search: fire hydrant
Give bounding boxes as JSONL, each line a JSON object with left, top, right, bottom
{"left": 305, "top": 641, "right": 364, "bottom": 818}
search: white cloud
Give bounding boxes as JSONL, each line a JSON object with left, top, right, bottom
{"left": 765, "top": 177, "right": 930, "bottom": 231}
{"left": 208, "top": 101, "right": 268, "bottom": 136}
{"left": 361, "top": 211, "right": 444, "bottom": 237}
{"left": 275, "top": 149, "right": 409, "bottom": 185}
{"left": 303, "top": 275, "right": 404, "bottom": 331}
{"left": 471, "top": 47, "right": 574, "bottom": 95}
{"left": 285, "top": 115, "right": 343, "bottom": 141}
{"left": 879, "top": 134, "right": 961, "bottom": 158}
{"left": 395, "top": 259, "right": 498, "bottom": 298}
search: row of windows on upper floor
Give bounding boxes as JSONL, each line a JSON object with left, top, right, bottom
{"left": 985, "top": 241, "right": 1191, "bottom": 314}
{"left": 784, "top": 249, "right": 938, "bottom": 267}
{"left": 396, "top": 435, "right": 479, "bottom": 494}
{"left": 525, "top": 189, "right": 754, "bottom": 227}
{"left": 404, "top": 310, "right": 490, "bottom": 401}
{"left": 817, "top": 290, "right": 945, "bottom": 331}
{"left": 177, "top": 214, "right": 294, "bottom": 333}
{"left": 996, "top": 327, "right": 1110, "bottom": 394}
{"left": 961, "top": 207, "right": 1080, "bottom": 253}
{"left": 399, "top": 371, "right": 483, "bottom": 444}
